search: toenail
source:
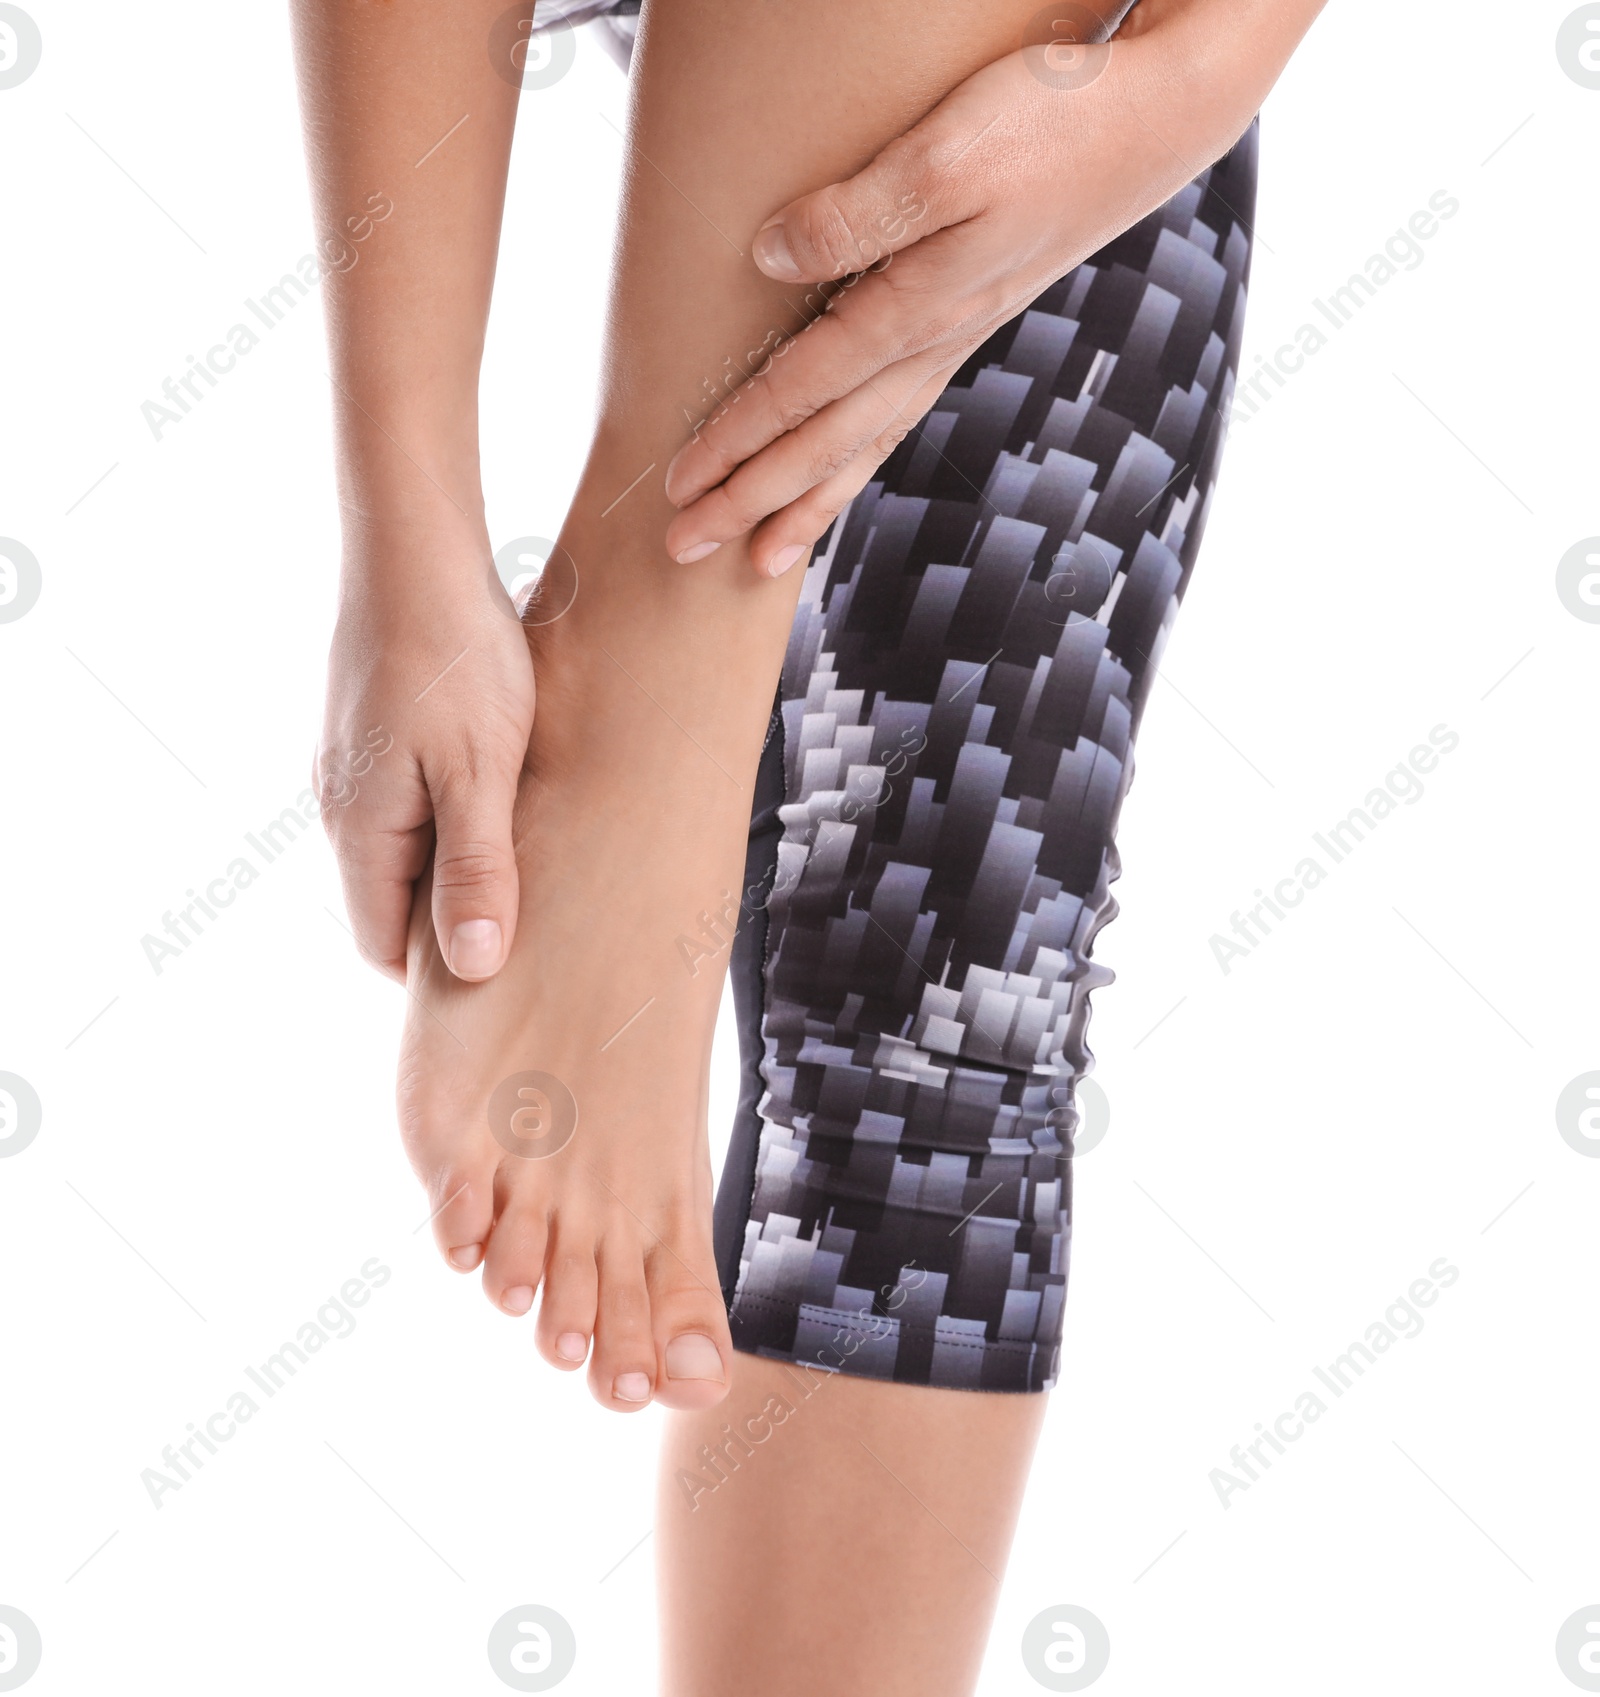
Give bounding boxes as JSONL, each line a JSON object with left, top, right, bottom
{"left": 614, "top": 1372, "right": 652, "bottom": 1403}
{"left": 448, "top": 919, "right": 503, "bottom": 979}
{"left": 556, "top": 1332, "right": 589, "bottom": 1363}
{"left": 665, "top": 1333, "right": 725, "bottom": 1382}
{"left": 448, "top": 1244, "right": 482, "bottom": 1271}
{"left": 502, "top": 1286, "right": 534, "bottom": 1316}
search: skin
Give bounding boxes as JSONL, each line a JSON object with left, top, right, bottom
{"left": 659, "top": 1353, "right": 1047, "bottom": 1697}
{"left": 298, "top": 0, "right": 1324, "bottom": 985}
{"left": 661, "top": 0, "right": 1330, "bottom": 577}
{"left": 292, "top": 0, "right": 1325, "bottom": 1686}
{"left": 293, "top": 0, "right": 534, "bottom": 986}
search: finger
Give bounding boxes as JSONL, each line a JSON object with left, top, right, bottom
{"left": 664, "top": 246, "right": 963, "bottom": 513}
{"left": 664, "top": 353, "right": 946, "bottom": 568}
{"left": 315, "top": 749, "right": 433, "bottom": 981}
{"left": 744, "top": 361, "right": 961, "bottom": 577}
{"left": 425, "top": 752, "right": 522, "bottom": 982}
{"left": 333, "top": 827, "right": 431, "bottom": 981}
{"left": 749, "top": 114, "right": 977, "bottom": 286}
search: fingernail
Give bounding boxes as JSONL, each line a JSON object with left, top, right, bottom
{"left": 754, "top": 221, "right": 802, "bottom": 282}
{"left": 768, "top": 544, "right": 806, "bottom": 578}
{"left": 448, "top": 919, "right": 502, "bottom": 979}
{"left": 663, "top": 448, "right": 692, "bottom": 505}
{"left": 501, "top": 1285, "right": 534, "bottom": 1316}
{"left": 665, "top": 1333, "right": 725, "bottom": 1383}
{"left": 448, "top": 1244, "right": 482, "bottom": 1271}
{"left": 556, "top": 1331, "right": 589, "bottom": 1363}
{"left": 675, "top": 541, "right": 719, "bottom": 565}
{"left": 614, "top": 1371, "right": 653, "bottom": 1403}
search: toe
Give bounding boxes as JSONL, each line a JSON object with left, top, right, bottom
{"left": 648, "top": 1249, "right": 733, "bottom": 1412}
{"left": 481, "top": 1195, "right": 549, "bottom": 1317}
{"left": 588, "top": 1241, "right": 658, "bottom": 1413}
{"left": 425, "top": 1165, "right": 497, "bottom": 1274}
{"left": 397, "top": 1073, "right": 499, "bottom": 1273}
{"left": 534, "top": 1228, "right": 600, "bottom": 1371}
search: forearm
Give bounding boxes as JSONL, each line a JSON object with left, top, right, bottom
{"left": 1122, "top": 0, "right": 1328, "bottom": 156}
{"left": 289, "top": 0, "right": 521, "bottom": 536}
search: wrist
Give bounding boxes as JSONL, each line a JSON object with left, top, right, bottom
{"left": 334, "top": 429, "right": 487, "bottom": 541}
{"left": 335, "top": 493, "right": 495, "bottom": 610}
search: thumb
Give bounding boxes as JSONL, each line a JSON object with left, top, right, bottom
{"left": 427, "top": 759, "right": 521, "bottom": 981}
{"left": 752, "top": 127, "right": 963, "bottom": 285}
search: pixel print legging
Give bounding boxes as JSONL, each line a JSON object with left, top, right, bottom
{"left": 550, "top": 2, "right": 1258, "bottom": 1392}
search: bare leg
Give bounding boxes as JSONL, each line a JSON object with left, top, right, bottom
{"left": 659, "top": 1355, "right": 1047, "bottom": 1696}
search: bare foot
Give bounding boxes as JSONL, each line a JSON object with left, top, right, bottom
{"left": 393, "top": 565, "right": 766, "bottom": 1415}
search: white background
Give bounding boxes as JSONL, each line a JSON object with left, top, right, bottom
{"left": 2, "top": 0, "right": 1597, "bottom": 1691}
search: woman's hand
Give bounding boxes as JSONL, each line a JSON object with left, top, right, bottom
{"left": 291, "top": 0, "right": 532, "bottom": 979}
{"left": 316, "top": 516, "right": 536, "bottom": 983}
{"left": 662, "top": 0, "right": 1302, "bottom": 576}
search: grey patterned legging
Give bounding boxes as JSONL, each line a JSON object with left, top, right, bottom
{"left": 716, "top": 129, "right": 1260, "bottom": 1392}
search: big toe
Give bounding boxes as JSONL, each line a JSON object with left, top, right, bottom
{"left": 650, "top": 1257, "right": 733, "bottom": 1413}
